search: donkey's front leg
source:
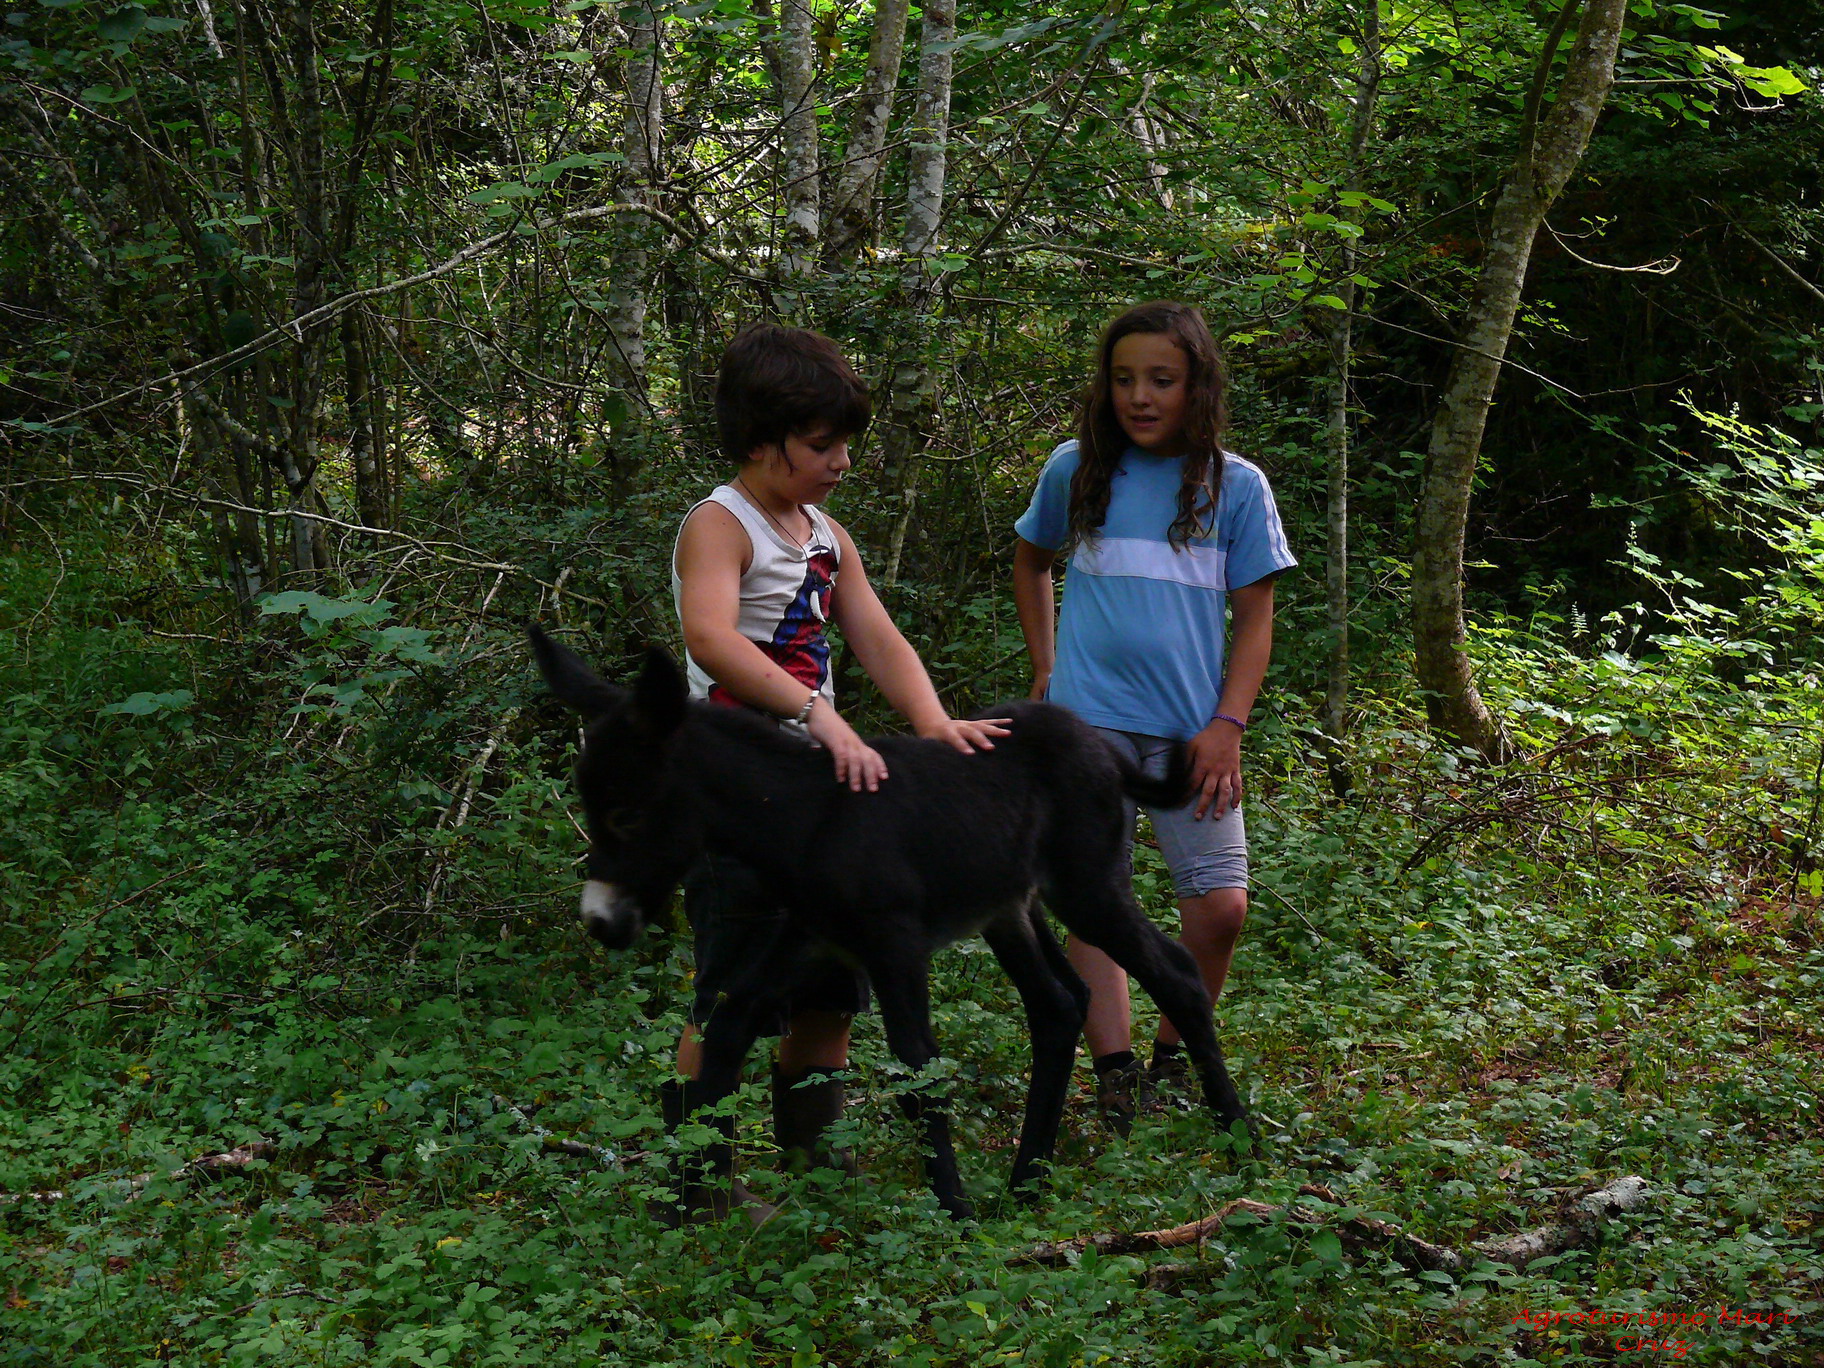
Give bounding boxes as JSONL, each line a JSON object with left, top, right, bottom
{"left": 867, "top": 959, "right": 972, "bottom": 1220}
{"left": 982, "top": 904, "right": 1087, "bottom": 1199}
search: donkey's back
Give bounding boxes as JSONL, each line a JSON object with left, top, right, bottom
{"left": 703, "top": 699, "right": 1145, "bottom": 940}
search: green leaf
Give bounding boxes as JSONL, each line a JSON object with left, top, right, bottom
{"left": 258, "top": 590, "right": 392, "bottom": 628}
{"left": 80, "top": 84, "right": 138, "bottom": 104}
{"left": 101, "top": 690, "right": 194, "bottom": 717}
{"left": 97, "top": 5, "right": 148, "bottom": 40}
{"left": 1738, "top": 65, "right": 1807, "bottom": 97}
{"left": 527, "top": 151, "right": 621, "bottom": 183}
{"left": 469, "top": 181, "right": 542, "bottom": 204}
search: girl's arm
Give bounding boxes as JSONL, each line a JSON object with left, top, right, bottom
{"left": 826, "top": 519, "right": 1010, "bottom": 753}
{"left": 1188, "top": 577, "right": 1276, "bottom": 819}
{"left": 675, "top": 503, "right": 889, "bottom": 792}
{"left": 1011, "top": 537, "right": 1060, "bottom": 701}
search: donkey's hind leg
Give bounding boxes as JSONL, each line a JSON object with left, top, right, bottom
{"left": 1049, "top": 880, "right": 1251, "bottom": 1135}
{"left": 981, "top": 899, "right": 1088, "bottom": 1200}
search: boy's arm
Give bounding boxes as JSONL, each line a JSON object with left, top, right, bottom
{"left": 1011, "top": 537, "right": 1060, "bottom": 701}
{"left": 675, "top": 504, "right": 889, "bottom": 791}
{"left": 826, "top": 519, "right": 1010, "bottom": 754}
{"left": 1187, "top": 577, "right": 1276, "bottom": 820}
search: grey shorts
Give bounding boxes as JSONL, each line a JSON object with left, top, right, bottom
{"left": 1096, "top": 727, "right": 1249, "bottom": 898}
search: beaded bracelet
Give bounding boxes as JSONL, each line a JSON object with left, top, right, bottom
{"left": 792, "top": 691, "right": 819, "bottom": 726}
{"left": 1212, "top": 712, "right": 1248, "bottom": 733}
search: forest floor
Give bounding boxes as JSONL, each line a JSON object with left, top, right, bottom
{"left": 2, "top": 527, "right": 1822, "bottom": 1368}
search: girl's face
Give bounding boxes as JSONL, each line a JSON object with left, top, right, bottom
{"left": 1109, "top": 331, "right": 1189, "bottom": 456}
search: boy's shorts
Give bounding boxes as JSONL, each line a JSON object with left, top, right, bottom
{"left": 681, "top": 852, "right": 872, "bottom": 1034}
{"left": 1095, "top": 727, "right": 1249, "bottom": 897}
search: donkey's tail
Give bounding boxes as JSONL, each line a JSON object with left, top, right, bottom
{"left": 1115, "top": 739, "right": 1196, "bottom": 810}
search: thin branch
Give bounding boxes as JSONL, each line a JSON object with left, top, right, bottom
{"left": 1545, "top": 224, "right": 1680, "bottom": 274}
{"left": 1, "top": 474, "right": 618, "bottom": 614}
{"left": 490, "top": 1095, "right": 623, "bottom": 1167}
{"left": 46, "top": 201, "right": 732, "bottom": 426}
{"left": 1709, "top": 202, "right": 1824, "bottom": 308}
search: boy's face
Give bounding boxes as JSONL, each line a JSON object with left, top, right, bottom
{"left": 749, "top": 424, "right": 853, "bottom": 504}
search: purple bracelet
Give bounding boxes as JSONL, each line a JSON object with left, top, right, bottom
{"left": 1212, "top": 713, "right": 1247, "bottom": 733}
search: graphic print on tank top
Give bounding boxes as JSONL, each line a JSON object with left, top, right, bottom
{"left": 707, "top": 546, "right": 838, "bottom": 710}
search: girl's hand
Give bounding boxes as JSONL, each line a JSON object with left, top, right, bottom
{"left": 1186, "top": 719, "right": 1245, "bottom": 819}
{"left": 1028, "top": 671, "right": 1051, "bottom": 702}
{"left": 918, "top": 715, "right": 1013, "bottom": 754}
{"left": 806, "top": 698, "right": 890, "bottom": 792}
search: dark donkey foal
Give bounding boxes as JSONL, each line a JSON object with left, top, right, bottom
{"left": 531, "top": 626, "right": 1251, "bottom": 1218}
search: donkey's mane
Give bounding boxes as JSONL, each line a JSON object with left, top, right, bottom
{"left": 689, "top": 697, "right": 824, "bottom": 757}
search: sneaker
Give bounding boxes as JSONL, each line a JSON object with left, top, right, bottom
{"left": 1144, "top": 1048, "right": 1192, "bottom": 1113}
{"left": 1094, "top": 1057, "right": 1144, "bottom": 1137}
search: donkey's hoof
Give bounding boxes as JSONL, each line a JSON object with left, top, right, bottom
{"left": 1214, "top": 1115, "right": 1263, "bottom": 1156}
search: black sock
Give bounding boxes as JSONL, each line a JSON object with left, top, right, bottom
{"left": 1149, "top": 1040, "right": 1183, "bottom": 1070}
{"left": 1092, "top": 1050, "right": 1137, "bottom": 1077}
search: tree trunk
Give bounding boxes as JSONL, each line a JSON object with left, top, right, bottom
{"left": 879, "top": 0, "right": 956, "bottom": 589}
{"left": 823, "top": 0, "right": 912, "bottom": 264}
{"left": 342, "top": 308, "right": 386, "bottom": 530}
{"left": 604, "top": 2, "right": 662, "bottom": 405}
{"left": 1130, "top": 73, "right": 1172, "bottom": 210}
{"left": 272, "top": 0, "right": 333, "bottom": 577}
{"left": 1411, "top": 0, "right": 1627, "bottom": 760}
{"left": 777, "top": 0, "right": 821, "bottom": 281}
{"left": 1319, "top": 2, "right": 1381, "bottom": 796}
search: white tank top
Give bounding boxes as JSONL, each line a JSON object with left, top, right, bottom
{"left": 670, "top": 484, "right": 841, "bottom": 726}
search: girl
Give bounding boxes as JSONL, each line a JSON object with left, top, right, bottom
{"left": 1011, "top": 301, "right": 1296, "bottom": 1133}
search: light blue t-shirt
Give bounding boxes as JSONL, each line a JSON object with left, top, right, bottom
{"left": 1015, "top": 441, "right": 1297, "bottom": 741}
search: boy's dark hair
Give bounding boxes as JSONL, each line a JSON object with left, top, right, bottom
{"left": 715, "top": 323, "right": 871, "bottom": 462}
{"left": 1069, "top": 300, "right": 1229, "bottom": 552}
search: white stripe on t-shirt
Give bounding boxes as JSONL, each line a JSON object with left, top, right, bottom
{"left": 1070, "top": 536, "right": 1228, "bottom": 591}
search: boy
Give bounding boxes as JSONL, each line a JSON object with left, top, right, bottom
{"left": 661, "top": 323, "right": 1007, "bottom": 1223}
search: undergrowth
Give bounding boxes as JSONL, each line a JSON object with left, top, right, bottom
{"left": 2, "top": 482, "right": 1821, "bottom": 1368}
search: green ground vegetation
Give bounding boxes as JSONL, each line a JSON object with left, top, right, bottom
{"left": 2, "top": 428, "right": 1820, "bottom": 1367}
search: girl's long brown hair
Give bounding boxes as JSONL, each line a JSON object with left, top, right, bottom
{"left": 1067, "top": 301, "right": 1229, "bottom": 552}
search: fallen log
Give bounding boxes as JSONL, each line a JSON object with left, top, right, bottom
{"left": 1016, "top": 1176, "right": 1650, "bottom": 1276}
{"left": 7, "top": 1140, "right": 276, "bottom": 1204}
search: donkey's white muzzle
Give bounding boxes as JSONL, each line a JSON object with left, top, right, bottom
{"left": 579, "top": 880, "right": 644, "bottom": 949}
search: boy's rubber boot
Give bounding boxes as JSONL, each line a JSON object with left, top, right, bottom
{"left": 653, "top": 1079, "right": 777, "bottom": 1228}
{"left": 772, "top": 1067, "right": 861, "bottom": 1178}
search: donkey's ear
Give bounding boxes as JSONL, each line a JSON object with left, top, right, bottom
{"left": 630, "top": 645, "right": 689, "bottom": 738}
{"left": 528, "top": 623, "right": 624, "bottom": 716}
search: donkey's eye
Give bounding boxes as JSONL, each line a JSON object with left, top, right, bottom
{"left": 600, "top": 809, "right": 639, "bottom": 841}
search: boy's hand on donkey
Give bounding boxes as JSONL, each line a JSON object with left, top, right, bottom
{"left": 806, "top": 699, "right": 891, "bottom": 792}
{"left": 918, "top": 716, "right": 1013, "bottom": 755}
{"left": 1187, "top": 722, "right": 1244, "bottom": 820}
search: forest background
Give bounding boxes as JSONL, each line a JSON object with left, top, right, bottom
{"left": 2, "top": 0, "right": 1822, "bottom": 1364}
